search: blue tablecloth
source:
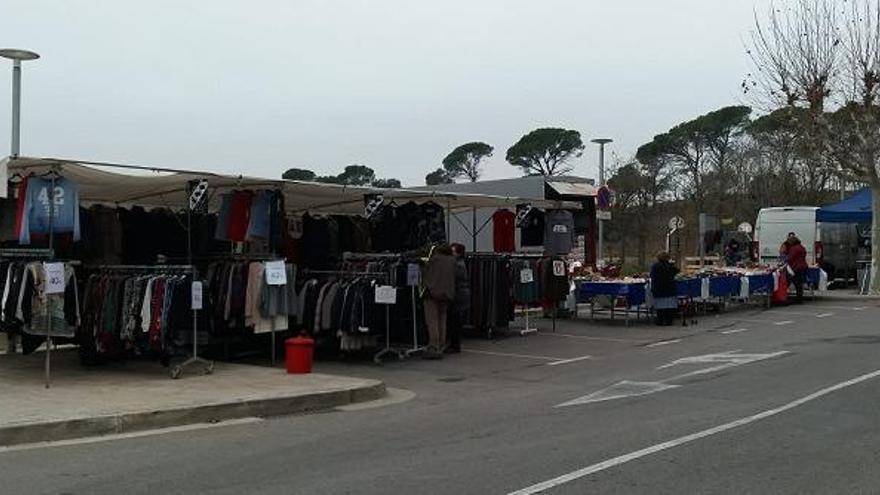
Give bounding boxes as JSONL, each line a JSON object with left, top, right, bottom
{"left": 577, "top": 281, "right": 647, "bottom": 307}
{"left": 676, "top": 278, "right": 702, "bottom": 298}
{"left": 709, "top": 276, "right": 741, "bottom": 298}
{"left": 747, "top": 273, "right": 774, "bottom": 294}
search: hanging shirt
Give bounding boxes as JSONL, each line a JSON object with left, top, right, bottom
{"left": 19, "top": 177, "right": 81, "bottom": 244}
{"left": 492, "top": 209, "right": 516, "bottom": 253}
{"left": 544, "top": 210, "right": 574, "bottom": 255}
{"left": 227, "top": 190, "right": 254, "bottom": 242}
{"left": 246, "top": 190, "right": 272, "bottom": 240}
{"left": 214, "top": 194, "right": 232, "bottom": 241}
{"left": 520, "top": 209, "right": 545, "bottom": 247}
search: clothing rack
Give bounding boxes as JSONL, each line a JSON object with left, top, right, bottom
{"left": 302, "top": 267, "right": 401, "bottom": 363}
{"left": 1, "top": 249, "right": 63, "bottom": 388}
{"left": 339, "top": 253, "right": 427, "bottom": 359}
{"left": 92, "top": 264, "right": 213, "bottom": 379}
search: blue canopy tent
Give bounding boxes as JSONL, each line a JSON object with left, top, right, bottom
{"left": 817, "top": 188, "right": 873, "bottom": 223}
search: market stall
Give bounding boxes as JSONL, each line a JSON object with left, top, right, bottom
{"left": 0, "top": 156, "right": 581, "bottom": 377}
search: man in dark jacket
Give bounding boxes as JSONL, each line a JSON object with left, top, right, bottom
{"left": 650, "top": 251, "right": 679, "bottom": 326}
{"left": 786, "top": 236, "right": 808, "bottom": 303}
{"left": 446, "top": 243, "right": 470, "bottom": 354}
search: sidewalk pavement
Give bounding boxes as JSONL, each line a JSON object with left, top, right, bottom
{"left": 0, "top": 350, "right": 385, "bottom": 447}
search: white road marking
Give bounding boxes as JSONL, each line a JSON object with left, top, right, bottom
{"left": 646, "top": 339, "right": 681, "bottom": 348}
{"left": 774, "top": 320, "right": 795, "bottom": 326}
{"left": 555, "top": 381, "right": 680, "bottom": 407}
{"left": 657, "top": 351, "right": 789, "bottom": 381}
{"left": 721, "top": 328, "right": 749, "bottom": 335}
{"left": 815, "top": 313, "right": 834, "bottom": 318}
{"left": 813, "top": 305, "right": 867, "bottom": 311}
{"left": 461, "top": 349, "right": 563, "bottom": 361}
{"left": 513, "top": 369, "right": 880, "bottom": 495}
{"left": 546, "top": 355, "right": 593, "bottom": 367}
{"left": 0, "top": 418, "right": 263, "bottom": 453}
{"left": 538, "top": 333, "right": 638, "bottom": 344}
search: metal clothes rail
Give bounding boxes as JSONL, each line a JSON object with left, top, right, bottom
{"left": 92, "top": 264, "right": 213, "bottom": 379}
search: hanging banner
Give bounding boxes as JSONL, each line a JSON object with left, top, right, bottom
{"left": 515, "top": 203, "right": 533, "bottom": 227}
{"left": 364, "top": 193, "right": 384, "bottom": 219}
{"left": 188, "top": 179, "right": 209, "bottom": 212}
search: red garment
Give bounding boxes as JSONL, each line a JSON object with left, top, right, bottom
{"left": 492, "top": 209, "right": 516, "bottom": 253}
{"left": 149, "top": 278, "right": 167, "bottom": 351}
{"left": 14, "top": 177, "right": 28, "bottom": 238}
{"left": 227, "top": 190, "right": 254, "bottom": 242}
{"left": 787, "top": 243, "right": 808, "bottom": 272}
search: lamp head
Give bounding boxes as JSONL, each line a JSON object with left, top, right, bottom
{"left": 0, "top": 49, "right": 40, "bottom": 61}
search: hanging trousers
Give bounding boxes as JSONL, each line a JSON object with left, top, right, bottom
{"left": 423, "top": 298, "right": 448, "bottom": 353}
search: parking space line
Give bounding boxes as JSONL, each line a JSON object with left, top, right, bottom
{"left": 510, "top": 368, "right": 880, "bottom": 495}
{"left": 774, "top": 320, "right": 795, "bottom": 326}
{"left": 546, "top": 355, "right": 593, "bottom": 367}
{"left": 721, "top": 328, "right": 749, "bottom": 335}
{"left": 461, "top": 349, "right": 563, "bottom": 361}
{"left": 646, "top": 339, "right": 681, "bottom": 348}
{"left": 538, "top": 333, "right": 639, "bottom": 344}
{"left": 815, "top": 313, "right": 834, "bottom": 318}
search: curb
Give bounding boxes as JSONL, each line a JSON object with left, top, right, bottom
{"left": 0, "top": 380, "right": 385, "bottom": 447}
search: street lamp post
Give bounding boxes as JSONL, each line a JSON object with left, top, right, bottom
{"left": 591, "top": 138, "right": 613, "bottom": 267}
{"left": 0, "top": 49, "right": 40, "bottom": 158}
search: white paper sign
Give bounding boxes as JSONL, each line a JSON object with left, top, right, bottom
{"left": 553, "top": 260, "right": 566, "bottom": 277}
{"left": 265, "top": 260, "right": 287, "bottom": 286}
{"left": 520, "top": 268, "right": 534, "bottom": 284}
{"left": 191, "top": 281, "right": 203, "bottom": 310}
{"left": 43, "top": 262, "right": 65, "bottom": 294}
{"left": 375, "top": 285, "right": 397, "bottom": 304}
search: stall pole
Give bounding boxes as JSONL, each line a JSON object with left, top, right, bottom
{"left": 45, "top": 173, "right": 56, "bottom": 389}
{"left": 471, "top": 207, "right": 477, "bottom": 253}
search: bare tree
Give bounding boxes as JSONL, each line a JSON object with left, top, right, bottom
{"left": 748, "top": 0, "right": 880, "bottom": 293}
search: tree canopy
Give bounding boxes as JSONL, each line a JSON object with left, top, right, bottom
{"left": 442, "top": 142, "right": 493, "bottom": 182}
{"left": 506, "top": 128, "right": 585, "bottom": 176}
{"left": 282, "top": 168, "right": 317, "bottom": 181}
{"left": 425, "top": 168, "right": 453, "bottom": 186}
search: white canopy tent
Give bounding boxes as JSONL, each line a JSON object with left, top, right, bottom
{"left": 1, "top": 156, "right": 580, "bottom": 214}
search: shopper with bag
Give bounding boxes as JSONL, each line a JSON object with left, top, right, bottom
{"left": 786, "top": 236, "right": 808, "bottom": 303}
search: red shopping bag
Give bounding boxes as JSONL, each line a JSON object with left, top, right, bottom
{"left": 772, "top": 271, "right": 789, "bottom": 304}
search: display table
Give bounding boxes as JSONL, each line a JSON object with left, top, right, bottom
{"left": 576, "top": 281, "right": 647, "bottom": 325}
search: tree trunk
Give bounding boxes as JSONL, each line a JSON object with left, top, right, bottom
{"left": 871, "top": 186, "right": 880, "bottom": 295}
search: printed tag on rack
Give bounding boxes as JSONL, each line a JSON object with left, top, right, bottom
{"left": 191, "top": 281, "right": 203, "bottom": 310}
{"left": 553, "top": 260, "right": 566, "bottom": 277}
{"left": 520, "top": 268, "right": 535, "bottom": 284}
{"left": 265, "top": 260, "right": 287, "bottom": 286}
{"left": 407, "top": 263, "right": 421, "bottom": 286}
{"left": 375, "top": 285, "right": 397, "bottom": 304}
{"left": 43, "top": 262, "right": 65, "bottom": 294}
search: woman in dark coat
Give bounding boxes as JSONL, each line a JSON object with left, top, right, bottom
{"left": 650, "top": 251, "right": 679, "bottom": 326}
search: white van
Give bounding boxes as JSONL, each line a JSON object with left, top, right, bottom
{"left": 754, "top": 207, "right": 820, "bottom": 265}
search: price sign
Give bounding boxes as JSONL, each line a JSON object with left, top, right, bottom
{"left": 191, "top": 281, "right": 203, "bottom": 310}
{"left": 375, "top": 285, "right": 397, "bottom": 304}
{"left": 43, "top": 262, "right": 65, "bottom": 294}
{"left": 265, "top": 260, "right": 287, "bottom": 286}
{"left": 553, "top": 260, "right": 566, "bottom": 277}
{"left": 520, "top": 268, "right": 534, "bottom": 284}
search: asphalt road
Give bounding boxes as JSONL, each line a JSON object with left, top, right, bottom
{"left": 3, "top": 296, "right": 880, "bottom": 494}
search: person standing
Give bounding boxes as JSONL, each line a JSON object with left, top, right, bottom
{"left": 421, "top": 244, "right": 456, "bottom": 359}
{"left": 650, "top": 251, "right": 679, "bottom": 326}
{"left": 786, "top": 236, "right": 808, "bottom": 303}
{"left": 446, "top": 243, "right": 470, "bottom": 354}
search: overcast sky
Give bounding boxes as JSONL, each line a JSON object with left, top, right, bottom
{"left": 1, "top": 0, "right": 771, "bottom": 186}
